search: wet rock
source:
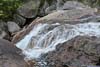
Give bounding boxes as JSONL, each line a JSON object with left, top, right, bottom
{"left": 7, "top": 21, "right": 21, "bottom": 33}
{"left": 17, "top": 0, "right": 40, "bottom": 18}
{"left": 41, "top": 36, "right": 100, "bottom": 67}
{"left": 0, "top": 39, "right": 28, "bottom": 67}
{"left": 13, "top": 14, "right": 26, "bottom": 26}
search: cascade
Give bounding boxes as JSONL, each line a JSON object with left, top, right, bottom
{"left": 16, "top": 22, "right": 100, "bottom": 61}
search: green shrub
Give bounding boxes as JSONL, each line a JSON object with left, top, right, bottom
{"left": 0, "top": 0, "right": 23, "bottom": 21}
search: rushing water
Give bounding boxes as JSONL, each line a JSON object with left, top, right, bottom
{"left": 16, "top": 22, "right": 100, "bottom": 61}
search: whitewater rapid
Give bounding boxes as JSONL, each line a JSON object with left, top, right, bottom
{"left": 16, "top": 22, "right": 100, "bottom": 60}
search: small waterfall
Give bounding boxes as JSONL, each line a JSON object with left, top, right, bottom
{"left": 16, "top": 22, "right": 100, "bottom": 61}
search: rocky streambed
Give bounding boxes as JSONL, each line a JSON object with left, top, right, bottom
{"left": 13, "top": 2, "right": 100, "bottom": 67}
{"left": 0, "top": 1, "right": 100, "bottom": 67}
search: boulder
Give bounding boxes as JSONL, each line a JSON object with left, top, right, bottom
{"left": 7, "top": 21, "right": 21, "bottom": 33}
{"left": 0, "top": 39, "right": 28, "bottom": 67}
{"left": 17, "top": 0, "right": 40, "bottom": 18}
{"left": 41, "top": 36, "right": 100, "bottom": 67}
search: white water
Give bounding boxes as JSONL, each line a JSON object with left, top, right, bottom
{"left": 16, "top": 22, "right": 100, "bottom": 60}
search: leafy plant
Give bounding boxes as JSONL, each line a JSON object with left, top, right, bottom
{"left": 0, "top": 0, "right": 23, "bottom": 21}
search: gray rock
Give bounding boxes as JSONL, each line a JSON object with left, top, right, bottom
{"left": 0, "top": 39, "right": 28, "bottom": 67}
{"left": 38, "top": 0, "right": 57, "bottom": 16}
{"left": 0, "top": 20, "right": 9, "bottom": 39}
{"left": 44, "top": 0, "right": 57, "bottom": 15}
{"left": 41, "top": 0, "right": 95, "bottom": 15}
{"left": 56, "top": 0, "right": 65, "bottom": 10}
{"left": 0, "top": 29, "right": 7, "bottom": 39}
{"left": 37, "top": 8, "right": 96, "bottom": 23}
{"left": 0, "top": 20, "right": 7, "bottom": 31}
{"left": 44, "top": 0, "right": 90, "bottom": 15}
{"left": 7, "top": 21, "right": 21, "bottom": 33}
{"left": 39, "top": 0, "right": 49, "bottom": 16}
{"left": 45, "top": 4, "right": 56, "bottom": 14}
{"left": 17, "top": 0, "right": 40, "bottom": 18}
{"left": 61, "top": 1, "right": 90, "bottom": 10}
{"left": 13, "top": 14, "right": 26, "bottom": 26}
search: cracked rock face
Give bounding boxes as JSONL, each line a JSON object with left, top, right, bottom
{"left": 41, "top": 36, "right": 100, "bottom": 67}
